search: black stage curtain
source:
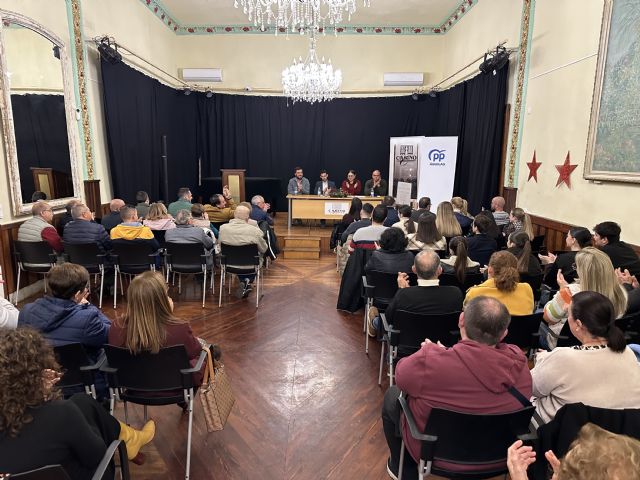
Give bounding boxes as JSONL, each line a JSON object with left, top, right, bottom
{"left": 11, "top": 94, "right": 72, "bottom": 202}
{"left": 101, "top": 58, "right": 508, "bottom": 213}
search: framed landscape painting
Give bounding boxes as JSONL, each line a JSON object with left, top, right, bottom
{"left": 585, "top": 0, "right": 640, "bottom": 183}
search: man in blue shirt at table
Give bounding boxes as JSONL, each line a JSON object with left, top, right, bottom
{"left": 287, "top": 167, "right": 310, "bottom": 195}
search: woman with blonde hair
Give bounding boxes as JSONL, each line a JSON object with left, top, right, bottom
{"left": 435, "top": 201, "right": 462, "bottom": 238}
{"left": 504, "top": 207, "right": 533, "bottom": 239}
{"left": 0, "top": 328, "right": 155, "bottom": 475}
{"left": 464, "top": 251, "right": 534, "bottom": 315}
{"left": 542, "top": 246, "right": 627, "bottom": 349}
{"left": 451, "top": 197, "right": 473, "bottom": 232}
{"left": 143, "top": 202, "right": 176, "bottom": 231}
{"left": 108, "top": 270, "right": 205, "bottom": 384}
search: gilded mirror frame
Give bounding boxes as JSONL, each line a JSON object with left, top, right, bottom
{"left": 0, "top": 9, "right": 83, "bottom": 216}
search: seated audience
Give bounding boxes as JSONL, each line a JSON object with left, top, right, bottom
{"left": 507, "top": 423, "right": 640, "bottom": 480}
{"left": 218, "top": 205, "right": 268, "bottom": 298}
{"left": 313, "top": 170, "right": 336, "bottom": 196}
{"left": 370, "top": 249, "right": 463, "bottom": 336}
{"left": 490, "top": 196, "right": 510, "bottom": 228}
{"left": 474, "top": 209, "right": 502, "bottom": 240}
{"left": 616, "top": 267, "right": 640, "bottom": 315}
{"left": 364, "top": 169, "right": 388, "bottom": 197}
{"left": 0, "top": 298, "right": 18, "bottom": 329}
{"left": 391, "top": 205, "right": 414, "bottom": 234}
{"left": 108, "top": 270, "right": 205, "bottom": 385}
{"left": 410, "top": 196, "right": 435, "bottom": 223}
{"left": 190, "top": 203, "right": 215, "bottom": 230}
{"left": 17, "top": 201, "right": 63, "bottom": 257}
{"left": 382, "top": 196, "right": 400, "bottom": 227}
{"left": 464, "top": 251, "right": 534, "bottom": 315}
{"left": 63, "top": 204, "right": 111, "bottom": 253}
{"left": 341, "top": 197, "right": 362, "bottom": 226}
{"left": 250, "top": 195, "right": 273, "bottom": 225}
{"left": 135, "top": 190, "right": 150, "bottom": 219}
{"left": 593, "top": 221, "right": 640, "bottom": 277}
{"left": 507, "top": 231, "right": 543, "bottom": 277}
{"left": 504, "top": 207, "right": 534, "bottom": 239}
{"left": 435, "top": 201, "right": 463, "bottom": 238}
{"left": 542, "top": 247, "right": 627, "bottom": 349}
{"left": 168, "top": 187, "right": 193, "bottom": 218}
{"left": 143, "top": 202, "right": 176, "bottom": 231}
{"left": 238, "top": 202, "right": 259, "bottom": 226}
{"left": 18, "top": 263, "right": 110, "bottom": 359}
{"left": 101, "top": 198, "right": 125, "bottom": 233}
{"left": 382, "top": 296, "right": 532, "bottom": 478}
{"left": 406, "top": 213, "right": 446, "bottom": 251}
{"left": 440, "top": 236, "right": 480, "bottom": 282}
{"left": 0, "top": 328, "right": 155, "bottom": 476}
{"left": 466, "top": 214, "right": 498, "bottom": 266}
{"left": 365, "top": 227, "right": 414, "bottom": 276}
{"left": 341, "top": 169, "right": 362, "bottom": 196}
{"left": 57, "top": 199, "right": 81, "bottom": 236}
{"left": 110, "top": 206, "right": 159, "bottom": 252}
{"left": 341, "top": 202, "right": 373, "bottom": 245}
{"left": 539, "top": 226, "right": 592, "bottom": 289}
{"left": 451, "top": 196, "right": 473, "bottom": 232}
{"left": 165, "top": 209, "right": 215, "bottom": 266}
{"left": 31, "top": 191, "right": 47, "bottom": 202}
{"left": 204, "top": 186, "right": 236, "bottom": 224}
{"left": 350, "top": 204, "right": 388, "bottom": 251}
{"left": 532, "top": 291, "right": 640, "bottom": 424}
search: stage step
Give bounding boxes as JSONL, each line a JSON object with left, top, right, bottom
{"left": 282, "top": 236, "right": 321, "bottom": 259}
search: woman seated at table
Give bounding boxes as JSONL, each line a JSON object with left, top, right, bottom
{"left": 464, "top": 251, "right": 534, "bottom": 315}
{"left": 0, "top": 328, "right": 155, "bottom": 477}
{"left": 532, "top": 291, "right": 640, "bottom": 424}
{"left": 108, "top": 270, "right": 205, "bottom": 386}
{"left": 391, "top": 205, "right": 415, "bottom": 235}
{"left": 341, "top": 170, "right": 362, "bottom": 196}
{"left": 406, "top": 213, "right": 446, "bottom": 251}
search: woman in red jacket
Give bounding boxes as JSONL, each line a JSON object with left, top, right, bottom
{"left": 341, "top": 170, "right": 362, "bottom": 196}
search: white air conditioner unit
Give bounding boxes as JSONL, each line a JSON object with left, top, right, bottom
{"left": 181, "top": 68, "right": 223, "bottom": 83}
{"left": 383, "top": 72, "right": 424, "bottom": 87}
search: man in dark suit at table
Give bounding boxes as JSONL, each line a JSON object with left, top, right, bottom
{"left": 313, "top": 170, "right": 336, "bottom": 196}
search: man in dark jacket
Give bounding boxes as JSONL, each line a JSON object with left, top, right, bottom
{"left": 382, "top": 296, "right": 532, "bottom": 478}
{"left": 101, "top": 198, "right": 125, "bottom": 233}
{"left": 63, "top": 204, "right": 112, "bottom": 253}
{"left": 593, "top": 221, "right": 640, "bottom": 277}
{"left": 382, "top": 196, "right": 400, "bottom": 227}
{"left": 341, "top": 202, "right": 373, "bottom": 244}
{"left": 466, "top": 214, "right": 498, "bottom": 266}
{"left": 250, "top": 195, "right": 273, "bottom": 225}
{"left": 410, "top": 197, "right": 435, "bottom": 222}
{"left": 57, "top": 199, "right": 81, "bottom": 236}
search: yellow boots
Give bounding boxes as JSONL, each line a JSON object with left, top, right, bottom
{"left": 118, "top": 420, "right": 155, "bottom": 463}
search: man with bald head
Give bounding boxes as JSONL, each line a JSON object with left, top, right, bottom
{"left": 364, "top": 169, "right": 388, "bottom": 197}
{"left": 101, "top": 198, "right": 125, "bottom": 233}
{"left": 491, "top": 196, "right": 509, "bottom": 227}
{"left": 64, "top": 204, "right": 111, "bottom": 252}
{"left": 218, "top": 205, "right": 268, "bottom": 298}
{"left": 368, "top": 249, "right": 463, "bottom": 336}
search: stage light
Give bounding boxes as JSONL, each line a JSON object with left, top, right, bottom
{"left": 412, "top": 92, "right": 420, "bottom": 101}
{"left": 97, "top": 37, "right": 122, "bottom": 65}
{"left": 52, "top": 45, "right": 60, "bottom": 59}
{"left": 479, "top": 46, "right": 509, "bottom": 75}
{"left": 206, "top": 90, "right": 213, "bottom": 98}
{"left": 183, "top": 88, "right": 192, "bottom": 96}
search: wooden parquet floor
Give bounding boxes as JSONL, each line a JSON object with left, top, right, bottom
{"left": 101, "top": 255, "right": 392, "bottom": 480}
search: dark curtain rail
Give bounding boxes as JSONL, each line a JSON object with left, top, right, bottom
{"left": 100, "top": 58, "right": 508, "bottom": 213}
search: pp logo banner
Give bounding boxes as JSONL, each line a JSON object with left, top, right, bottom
{"left": 428, "top": 149, "right": 446, "bottom": 162}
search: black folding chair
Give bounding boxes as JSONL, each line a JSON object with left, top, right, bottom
{"left": 62, "top": 242, "right": 108, "bottom": 308}
{"left": 13, "top": 240, "right": 57, "bottom": 305}
{"left": 101, "top": 345, "right": 207, "bottom": 480}
{"left": 10, "top": 440, "right": 129, "bottom": 480}
{"left": 110, "top": 242, "right": 158, "bottom": 308}
{"left": 362, "top": 270, "right": 402, "bottom": 355}
{"left": 616, "top": 311, "right": 640, "bottom": 344}
{"left": 503, "top": 312, "right": 544, "bottom": 357}
{"left": 439, "top": 271, "right": 485, "bottom": 292}
{"left": 380, "top": 310, "right": 461, "bottom": 386}
{"left": 165, "top": 242, "right": 215, "bottom": 308}
{"left": 398, "top": 394, "right": 536, "bottom": 480}
{"left": 54, "top": 343, "right": 106, "bottom": 399}
{"left": 433, "top": 249, "right": 448, "bottom": 259}
{"left": 520, "top": 272, "right": 544, "bottom": 301}
{"left": 531, "top": 234, "right": 546, "bottom": 255}
{"left": 218, "top": 243, "right": 263, "bottom": 308}
{"left": 151, "top": 229, "right": 167, "bottom": 248}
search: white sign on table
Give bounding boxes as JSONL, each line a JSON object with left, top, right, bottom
{"left": 395, "top": 181, "right": 412, "bottom": 206}
{"left": 324, "top": 202, "right": 350, "bottom": 216}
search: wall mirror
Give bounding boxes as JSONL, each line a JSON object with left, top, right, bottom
{"left": 0, "top": 9, "right": 82, "bottom": 216}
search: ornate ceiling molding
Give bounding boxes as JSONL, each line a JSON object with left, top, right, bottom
{"left": 138, "top": 0, "right": 478, "bottom": 36}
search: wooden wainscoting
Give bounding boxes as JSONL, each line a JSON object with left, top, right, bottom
{"left": 0, "top": 220, "right": 41, "bottom": 297}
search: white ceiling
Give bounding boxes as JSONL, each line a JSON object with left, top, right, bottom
{"left": 158, "top": 0, "right": 464, "bottom": 27}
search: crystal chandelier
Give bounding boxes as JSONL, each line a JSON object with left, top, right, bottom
{"left": 282, "top": 33, "right": 342, "bottom": 104}
{"left": 234, "top": 0, "right": 370, "bottom": 33}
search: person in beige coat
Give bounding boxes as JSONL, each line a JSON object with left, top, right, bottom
{"left": 218, "top": 205, "right": 268, "bottom": 297}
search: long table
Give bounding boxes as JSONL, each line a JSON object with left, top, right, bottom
{"left": 286, "top": 195, "right": 383, "bottom": 229}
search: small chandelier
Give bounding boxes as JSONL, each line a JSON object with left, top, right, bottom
{"left": 234, "top": 0, "right": 370, "bottom": 33}
{"left": 282, "top": 33, "right": 342, "bottom": 104}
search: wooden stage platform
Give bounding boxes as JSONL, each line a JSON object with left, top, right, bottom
{"left": 273, "top": 214, "right": 335, "bottom": 259}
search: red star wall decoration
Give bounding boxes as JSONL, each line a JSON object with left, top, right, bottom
{"left": 555, "top": 151, "right": 578, "bottom": 188}
{"left": 527, "top": 150, "right": 541, "bottom": 182}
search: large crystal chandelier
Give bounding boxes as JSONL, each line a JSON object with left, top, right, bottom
{"left": 234, "top": 0, "right": 370, "bottom": 33}
{"left": 282, "top": 32, "right": 342, "bottom": 104}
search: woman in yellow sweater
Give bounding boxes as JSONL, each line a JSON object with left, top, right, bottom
{"left": 464, "top": 251, "right": 534, "bottom": 315}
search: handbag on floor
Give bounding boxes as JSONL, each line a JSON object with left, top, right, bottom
{"left": 199, "top": 346, "right": 235, "bottom": 432}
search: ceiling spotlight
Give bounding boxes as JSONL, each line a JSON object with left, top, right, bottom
{"left": 428, "top": 90, "right": 437, "bottom": 98}
{"left": 206, "top": 90, "right": 213, "bottom": 98}
{"left": 183, "top": 88, "right": 192, "bottom": 96}
{"left": 479, "top": 46, "right": 509, "bottom": 75}
{"left": 96, "top": 37, "right": 122, "bottom": 65}
{"left": 411, "top": 92, "right": 420, "bottom": 101}
{"left": 52, "top": 45, "right": 60, "bottom": 60}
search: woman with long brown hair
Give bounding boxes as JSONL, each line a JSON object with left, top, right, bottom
{"left": 507, "top": 231, "right": 542, "bottom": 276}
{"left": 108, "top": 270, "right": 205, "bottom": 384}
{"left": 0, "top": 328, "right": 154, "bottom": 476}
{"left": 440, "top": 236, "right": 480, "bottom": 284}
{"left": 464, "top": 251, "right": 535, "bottom": 315}
{"left": 407, "top": 213, "right": 446, "bottom": 251}
{"left": 435, "top": 201, "right": 462, "bottom": 238}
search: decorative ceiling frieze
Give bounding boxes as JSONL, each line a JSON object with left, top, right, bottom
{"left": 138, "top": 0, "right": 478, "bottom": 36}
